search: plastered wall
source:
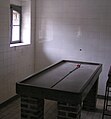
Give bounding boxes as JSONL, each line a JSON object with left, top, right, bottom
{"left": 0, "top": 0, "right": 35, "bottom": 104}
{"left": 1, "top": 0, "right": 111, "bottom": 103}
{"left": 35, "top": 0, "right": 111, "bottom": 95}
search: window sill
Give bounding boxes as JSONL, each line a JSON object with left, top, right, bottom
{"left": 10, "top": 42, "right": 30, "bottom": 47}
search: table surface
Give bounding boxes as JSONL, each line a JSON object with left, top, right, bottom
{"left": 19, "top": 60, "right": 102, "bottom": 93}
{"left": 16, "top": 60, "right": 102, "bottom": 104}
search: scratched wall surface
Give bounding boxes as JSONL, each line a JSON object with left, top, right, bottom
{"left": 35, "top": 0, "right": 111, "bottom": 95}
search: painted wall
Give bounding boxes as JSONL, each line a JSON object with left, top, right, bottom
{"left": 0, "top": 0, "right": 35, "bottom": 104}
{"left": 35, "top": 0, "right": 111, "bottom": 95}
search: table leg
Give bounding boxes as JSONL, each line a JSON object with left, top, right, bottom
{"left": 21, "top": 95, "right": 44, "bottom": 119}
{"left": 57, "top": 102, "right": 81, "bottom": 119}
{"left": 83, "top": 78, "right": 98, "bottom": 111}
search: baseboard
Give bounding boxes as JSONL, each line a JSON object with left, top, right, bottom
{"left": 97, "top": 94, "right": 111, "bottom": 100}
{"left": 0, "top": 95, "right": 20, "bottom": 109}
{"left": 97, "top": 95, "right": 105, "bottom": 99}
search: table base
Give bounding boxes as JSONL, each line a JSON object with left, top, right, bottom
{"left": 21, "top": 96, "right": 44, "bottom": 119}
{"left": 57, "top": 102, "right": 81, "bottom": 119}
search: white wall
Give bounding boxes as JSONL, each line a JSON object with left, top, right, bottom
{"left": 1, "top": 0, "right": 111, "bottom": 103}
{"left": 35, "top": 0, "right": 111, "bottom": 95}
{"left": 10, "top": 0, "right": 21, "bottom": 6}
{"left": 0, "top": 0, "right": 35, "bottom": 104}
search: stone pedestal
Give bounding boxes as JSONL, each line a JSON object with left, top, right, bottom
{"left": 83, "top": 79, "right": 98, "bottom": 111}
{"left": 21, "top": 96, "right": 44, "bottom": 119}
{"left": 57, "top": 102, "right": 81, "bottom": 119}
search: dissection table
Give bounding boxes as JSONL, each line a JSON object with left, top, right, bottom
{"left": 16, "top": 60, "right": 102, "bottom": 119}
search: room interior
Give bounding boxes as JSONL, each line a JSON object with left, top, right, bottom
{"left": 0, "top": 0, "right": 111, "bottom": 118}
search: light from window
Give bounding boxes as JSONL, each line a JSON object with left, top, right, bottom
{"left": 10, "top": 5, "right": 22, "bottom": 44}
{"left": 12, "top": 10, "right": 20, "bottom": 42}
